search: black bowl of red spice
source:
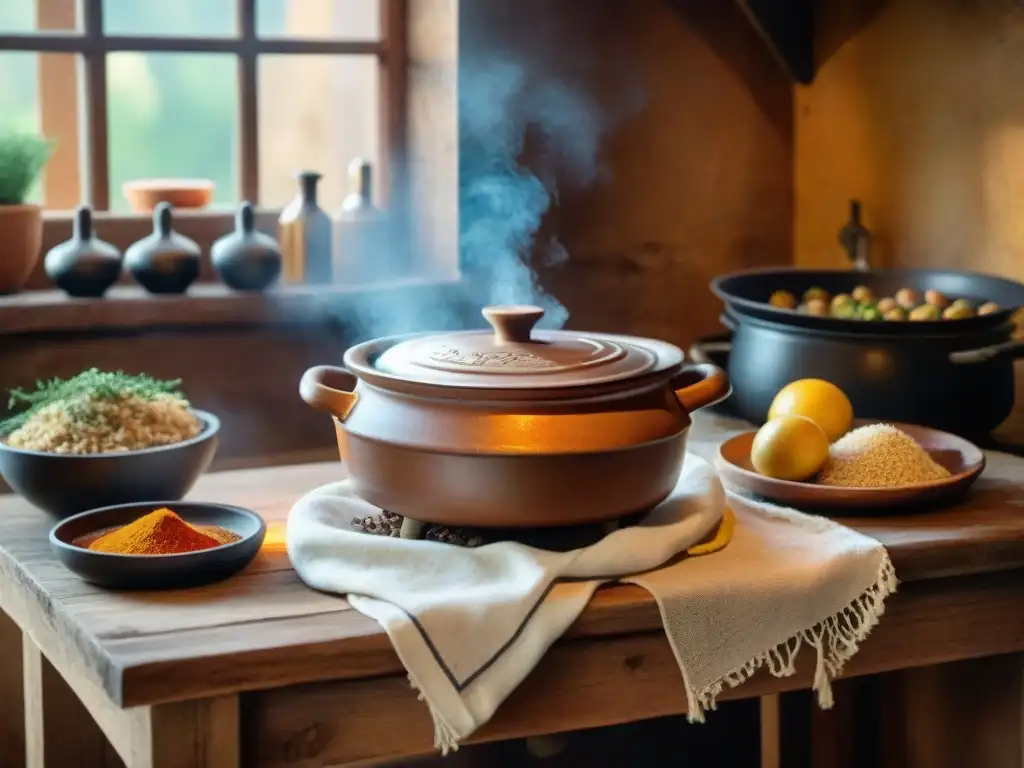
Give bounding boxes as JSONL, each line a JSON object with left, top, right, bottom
{"left": 49, "top": 501, "right": 266, "bottom": 590}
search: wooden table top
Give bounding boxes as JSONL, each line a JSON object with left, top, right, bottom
{"left": 1, "top": 413, "right": 1023, "bottom": 709}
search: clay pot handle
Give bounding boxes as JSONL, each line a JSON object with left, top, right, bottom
{"left": 483, "top": 305, "right": 545, "bottom": 344}
{"left": 299, "top": 366, "right": 359, "bottom": 422}
{"left": 672, "top": 364, "right": 732, "bottom": 413}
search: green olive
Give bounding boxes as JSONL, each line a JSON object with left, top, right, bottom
{"left": 909, "top": 304, "right": 941, "bottom": 321}
{"left": 978, "top": 301, "right": 1000, "bottom": 316}
{"left": 924, "top": 290, "right": 949, "bottom": 309}
{"left": 895, "top": 288, "right": 919, "bottom": 309}
{"left": 950, "top": 298, "right": 973, "bottom": 310}
{"left": 830, "top": 293, "right": 854, "bottom": 310}
{"left": 884, "top": 307, "right": 907, "bottom": 321}
{"left": 805, "top": 298, "right": 829, "bottom": 316}
{"left": 861, "top": 306, "right": 884, "bottom": 321}
{"left": 851, "top": 285, "right": 874, "bottom": 303}
{"left": 832, "top": 301, "right": 858, "bottom": 319}
{"left": 769, "top": 290, "right": 797, "bottom": 310}
{"left": 943, "top": 304, "right": 975, "bottom": 320}
{"left": 876, "top": 297, "right": 898, "bottom": 314}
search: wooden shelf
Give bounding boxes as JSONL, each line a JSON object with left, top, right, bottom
{"left": 0, "top": 277, "right": 465, "bottom": 335}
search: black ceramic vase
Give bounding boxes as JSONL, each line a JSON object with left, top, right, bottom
{"left": 44, "top": 206, "right": 123, "bottom": 298}
{"left": 125, "top": 203, "right": 201, "bottom": 294}
{"left": 211, "top": 202, "right": 282, "bottom": 291}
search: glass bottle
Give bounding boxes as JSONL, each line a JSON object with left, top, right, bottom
{"left": 334, "top": 158, "right": 387, "bottom": 283}
{"left": 278, "top": 170, "right": 333, "bottom": 285}
{"left": 838, "top": 199, "right": 872, "bottom": 271}
{"left": 341, "top": 158, "right": 376, "bottom": 216}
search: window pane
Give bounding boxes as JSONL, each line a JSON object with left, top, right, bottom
{"left": 103, "top": 0, "right": 235, "bottom": 37}
{"left": 256, "top": 0, "right": 379, "bottom": 41}
{"left": 0, "top": 52, "right": 41, "bottom": 205}
{"left": 258, "top": 55, "right": 380, "bottom": 211}
{"left": 0, "top": 53, "right": 39, "bottom": 134}
{"left": 107, "top": 53, "right": 237, "bottom": 212}
{"left": 0, "top": 52, "right": 80, "bottom": 208}
{"left": 0, "top": 0, "right": 78, "bottom": 32}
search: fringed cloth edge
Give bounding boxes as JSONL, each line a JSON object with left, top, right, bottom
{"left": 679, "top": 554, "right": 898, "bottom": 722}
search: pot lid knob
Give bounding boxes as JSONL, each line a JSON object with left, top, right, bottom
{"left": 482, "top": 304, "right": 545, "bottom": 344}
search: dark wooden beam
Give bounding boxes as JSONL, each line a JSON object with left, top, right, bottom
{"left": 236, "top": 0, "right": 259, "bottom": 203}
{"left": 80, "top": 0, "right": 109, "bottom": 209}
{"left": 735, "top": 0, "right": 815, "bottom": 84}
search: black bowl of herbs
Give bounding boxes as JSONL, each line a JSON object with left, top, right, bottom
{"left": 0, "top": 369, "right": 219, "bottom": 518}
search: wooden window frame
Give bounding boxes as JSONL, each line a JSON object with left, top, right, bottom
{"left": 0, "top": 0, "right": 408, "bottom": 251}
{"left": 0, "top": 0, "right": 458, "bottom": 317}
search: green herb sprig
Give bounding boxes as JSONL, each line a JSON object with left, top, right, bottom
{"left": 0, "top": 369, "right": 186, "bottom": 435}
{"left": 0, "top": 133, "right": 54, "bottom": 205}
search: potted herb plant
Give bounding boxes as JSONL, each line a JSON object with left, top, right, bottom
{"left": 0, "top": 133, "right": 53, "bottom": 294}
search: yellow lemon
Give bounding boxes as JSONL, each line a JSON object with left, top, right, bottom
{"left": 767, "top": 379, "right": 853, "bottom": 443}
{"left": 750, "top": 415, "right": 830, "bottom": 481}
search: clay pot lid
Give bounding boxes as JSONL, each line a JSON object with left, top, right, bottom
{"left": 372, "top": 305, "right": 683, "bottom": 389}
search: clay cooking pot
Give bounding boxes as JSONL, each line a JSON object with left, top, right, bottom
{"left": 299, "top": 305, "right": 731, "bottom": 528}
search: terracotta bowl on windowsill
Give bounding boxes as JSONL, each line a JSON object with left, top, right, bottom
{"left": 123, "top": 178, "right": 215, "bottom": 213}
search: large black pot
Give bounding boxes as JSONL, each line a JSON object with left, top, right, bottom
{"left": 710, "top": 268, "right": 1024, "bottom": 437}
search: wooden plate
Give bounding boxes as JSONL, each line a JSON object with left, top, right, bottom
{"left": 49, "top": 501, "right": 266, "bottom": 590}
{"left": 715, "top": 422, "right": 986, "bottom": 512}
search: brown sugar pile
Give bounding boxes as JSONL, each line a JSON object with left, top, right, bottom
{"left": 817, "top": 423, "right": 951, "bottom": 488}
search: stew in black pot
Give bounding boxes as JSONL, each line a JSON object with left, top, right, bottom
{"left": 709, "top": 268, "right": 1024, "bottom": 437}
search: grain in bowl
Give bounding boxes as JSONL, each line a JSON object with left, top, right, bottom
{"left": 0, "top": 369, "right": 202, "bottom": 455}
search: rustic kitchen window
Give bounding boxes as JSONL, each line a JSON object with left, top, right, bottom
{"left": 0, "top": 0, "right": 407, "bottom": 245}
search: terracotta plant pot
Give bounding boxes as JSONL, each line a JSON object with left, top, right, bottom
{"left": 0, "top": 204, "right": 43, "bottom": 294}
{"left": 299, "top": 305, "right": 732, "bottom": 529}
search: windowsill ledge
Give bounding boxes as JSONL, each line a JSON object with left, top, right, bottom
{"left": 0, "top": 277, "right": 466, "bottom": 335}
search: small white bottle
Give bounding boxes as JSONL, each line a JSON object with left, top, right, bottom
{"left": 334, "top": 158, "right": 387, "bottom": 283}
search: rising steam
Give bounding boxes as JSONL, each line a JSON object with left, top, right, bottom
{"left": 458, "top": 54, "right": 608, "bottom": 331}
{"left": 299, "top": 2, "right": 641, "bottom": 340}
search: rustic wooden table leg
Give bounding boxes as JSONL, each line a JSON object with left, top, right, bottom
{"left": 760, "top": 695, "right": 780, "bottom": 768}
{"left": 883, "top": 655, "right": 1024, "bottom": 768}
{"left": 23, "top": 632, "right": 123, "bottom": 767}
{"left": 0, "top": 610, "right": 24, "bottom": 767}
{"left": 129, "top": 696, "right": 240, "bottom": 768}
{"left": 775, "top": 679, "right": 865, "bottom": 768}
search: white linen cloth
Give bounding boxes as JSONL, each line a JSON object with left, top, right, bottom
{"left": 288, "top": 453, "right": 896, "bottom": 753}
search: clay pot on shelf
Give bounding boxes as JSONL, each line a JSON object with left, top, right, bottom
{"left": 125, "top": 203, "right": 201, "bottom": 295}
{"left": 0, "top": 204, "right": 43, "bottom": 294}
{"left": 211, "top": 202, "right": 282, "bottom": 292}
{"left": 44, "top": 206, "right": 123, "bottom": 298}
